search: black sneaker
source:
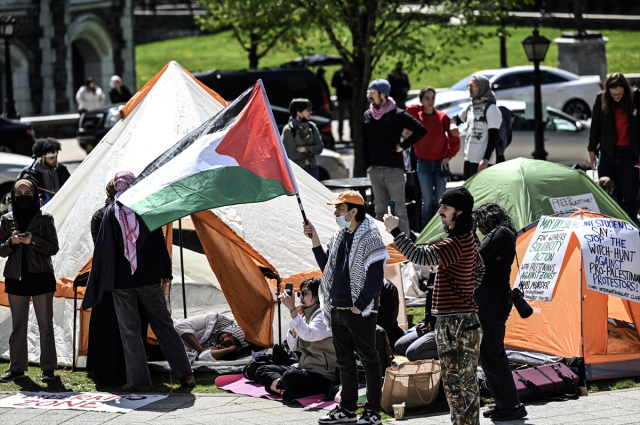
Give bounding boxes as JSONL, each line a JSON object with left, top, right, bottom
{"left": 491, "top": 404, "right": 527, "bottom": 421}
{"left": 0, "top": 370, "right": 25, "bottom": 382}
{"left": 483, "top": 406, "right": 502, "bottom": 418}
{"left": 318, "top": 405, "right": 357, "bottom": 424}
{"left": 356, "top": 409, "right": 382, "bottom": 425}
{"left": 41, "top": 370, "right": 55, "bottom": 381}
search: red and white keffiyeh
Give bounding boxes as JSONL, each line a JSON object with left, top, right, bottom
{"left": 114, "top": 171, "right": 139, "bottom": 274}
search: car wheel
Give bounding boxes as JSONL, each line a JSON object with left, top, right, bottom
{"left": 0, "top": 182, "right": 13, "bottom": 215}
{"left": 0, "top": 144, "right": 13, "bottom": 153}
{"left": 318, "top": 167, "right": 330, "bottom": 181}
{"left": 563, "top": 99, "right": 591, "bottom": 120}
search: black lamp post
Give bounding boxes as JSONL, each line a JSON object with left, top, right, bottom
{"left": 522, "top": 28, "right": 550, "bottom": 160}
{"left": 0, "top": 15, "right": 18, "bottom": 119}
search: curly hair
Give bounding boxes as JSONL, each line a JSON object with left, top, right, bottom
{"left": 300, "top": 277, "right": 321, "bottom": 300}
{"left": 473, "top": 203, "right": 517, "bottom": 236}
{"left": 32, "top": 137, "right": 62, "bottom": 158}
{"left": 602, "top": 72, "right": 637, "bottom": 116}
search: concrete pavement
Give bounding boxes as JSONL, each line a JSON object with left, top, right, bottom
{"left": 1, "top": 387, "right": 640, "bottom": 424}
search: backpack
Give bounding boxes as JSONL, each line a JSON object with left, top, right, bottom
{"left": 468, "top": 103, "right": 513, "bottom": 156}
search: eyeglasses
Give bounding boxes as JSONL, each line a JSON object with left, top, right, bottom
{"left": 367, "top": 89, "right": 377, "bottom": 94}
{"left": 296, "top": 290, "right": 308, "bottom": 298}
{"left": 466, "top": 83, "right": 479, "bottom": 89}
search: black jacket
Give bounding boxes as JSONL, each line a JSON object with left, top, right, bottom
{"left": 91, "top": 198, "right": 114, "bottom": 245}
{"left": 361, "top": 107, "right": 427, "bottom": 170}
{"left": 18, "top": 161, "right": 70, "bottom": 202}
{"left": 588, "top": 91, "right": 640, "bottom": 158}
{"left": 83, "top": 203, "right": 172, "bottom": 308}
{"left": 331, "top": 69, "right": 353, "bottom": 100}
{"left": 109, "top": 86, "right": 133, "bottom": 104}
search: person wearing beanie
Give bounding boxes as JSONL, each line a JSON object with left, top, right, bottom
{"left": 449, "top": 74, "right": 503, "bottom": 180}
{"left": 363, "top": 78, "right": 427, "bottom": 236}
{"left": 384, "top": 186, "right": 485, "bottom": 425}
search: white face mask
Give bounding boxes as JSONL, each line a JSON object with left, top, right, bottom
{"left": 336, "top": 210, "right": 353, "bottom": 228}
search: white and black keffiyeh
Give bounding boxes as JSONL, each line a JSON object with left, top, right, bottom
{"left": 319, "top": 215, "right": 389, "bottom": 328}
{"left": 203, "top": 315, "right": 249, "bottom": 350}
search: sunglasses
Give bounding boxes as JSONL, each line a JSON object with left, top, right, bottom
{"left": 466, "top": 83, "right": 479, "bottom": 89}
{"left": 296, "top": 290, "right": 309, "bottom": 298}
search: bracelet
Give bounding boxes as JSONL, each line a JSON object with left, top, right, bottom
{"left": 289, "top": 307, "right": 296, "bottom": 312}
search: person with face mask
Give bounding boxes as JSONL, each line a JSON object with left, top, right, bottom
{"left": 17, "top": 137, "right": 70, "bottom": 206}
{"left": 254, "top": 278, "right": 338, "bottom": 402}
{"left": 0, "top": 179, "right": 59, "bottom": 382}
{"left": 449, "top": 74, "right": 503, "bottom": 180}
{"left": 282, "top": 98, "right": 324, "bottom": 180}
{"left": 303, "top": 191, "right": 388, "bottom": 425}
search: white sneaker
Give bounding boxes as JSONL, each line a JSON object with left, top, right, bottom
{"left": 356, "top": 409, "right": 382, "bottom": 425}
{"left": 318, "top": 405, "right": 357, "bottom": 424}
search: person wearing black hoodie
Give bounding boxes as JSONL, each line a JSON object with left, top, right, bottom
{"left": 0, "top": 179, "right": 59, "bottom": 382}
{"left": 473, "top": 203, "right": 526, "bottom": 422}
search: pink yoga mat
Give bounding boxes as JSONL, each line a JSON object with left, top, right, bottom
{"left": 215, "top": 374, "right": 339, "bottom": 410}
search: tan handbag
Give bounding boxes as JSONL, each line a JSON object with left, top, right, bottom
{"left": 381, "top": 359, "right": 442, "bottom": 413}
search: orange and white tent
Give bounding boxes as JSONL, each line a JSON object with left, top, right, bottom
{"left": 0, "top": 61, "right": 404, "bottom": 367}
{"left": 506, "top": 212, "right": 640, "bottom": 380}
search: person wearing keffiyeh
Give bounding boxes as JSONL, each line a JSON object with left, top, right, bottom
{"left": 84, "top": 170, "right": 195, "bottom": 391}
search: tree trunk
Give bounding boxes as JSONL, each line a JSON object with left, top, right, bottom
{"left": 248, "top": 33, "right": 259, "bottom": 69}
{"left": 350, "top": 52, "right": 373, "bottom": 178}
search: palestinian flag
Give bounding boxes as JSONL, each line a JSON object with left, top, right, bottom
{"left": 118, "top": 80, "right": 299, "bottom": 231}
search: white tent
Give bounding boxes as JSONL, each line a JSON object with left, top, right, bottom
{"left": 0, "top": 61, "right": 398, "bottom": 367}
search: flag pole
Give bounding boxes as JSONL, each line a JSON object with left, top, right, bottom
{"left": 296, "top": 193, "right": 309, "bottom": 226}
{"left": 179, "top": 218, "right": 187, "bottom": 319}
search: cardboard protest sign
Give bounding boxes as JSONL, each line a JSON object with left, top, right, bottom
{"left": 0, "top": 392, "right": 168, "bottom": 413}
{"left": 549, "top": 193, "right": 600, "bottom": 215}
{"left": 575, "top": 218, "right": 640, "bottom": 302}
{"left": 514, "top": 216, "right": 582, "bottom": 301}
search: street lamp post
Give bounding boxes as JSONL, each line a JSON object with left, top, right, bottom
{"left": 0, "top": 15, "right": 18, "bottom": 119}
{"left": 522, "top": 28, "right": 550, "bottom": 161}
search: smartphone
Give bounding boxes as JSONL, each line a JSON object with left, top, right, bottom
{"left": 285, "top": 282, "right": 294, "bottom": 297}
{"left": 389, "top": 199, "right": 396, "bottom": 215}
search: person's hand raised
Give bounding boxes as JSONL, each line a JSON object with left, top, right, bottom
{"left": 383, "top": 206, "right": 400, "bottom": 232}
{"left": 282, "top": 291, "right": 296, "bottom": 311}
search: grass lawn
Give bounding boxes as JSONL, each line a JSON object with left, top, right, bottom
{"left": 136, "top": 26, "right": 640, "bottom": 92}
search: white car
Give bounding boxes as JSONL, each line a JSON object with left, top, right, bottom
{"left": 407, "top": 66, "right": 603, "bottom": 120}
{"left": 444, "top": 100, "right": 590, "bottom": 177}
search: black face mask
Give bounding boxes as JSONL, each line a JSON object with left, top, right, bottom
{"left": 299, "top": 116, "right": 309, "bottom": 123}
{"left": 15, "top": 195, "right": 33, "bottom": 209}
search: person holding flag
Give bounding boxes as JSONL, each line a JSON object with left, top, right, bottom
{"left": 303, "top": 190, "right": 388, "bottom": 425}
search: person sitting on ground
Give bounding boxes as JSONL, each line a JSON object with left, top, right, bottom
{"left": 377, "top": 279, "right": 405, "bottom": 348}
{"left": 255, "top": 278, "right": 339, "bottom": 403}
{"left": 174, "top": 312, "right": 253, "bottom": 363}
{"left": 598, "top": 176, "right": 616, "bottom": 201}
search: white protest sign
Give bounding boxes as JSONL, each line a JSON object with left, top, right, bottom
{"left": 0, "top": 392, "right": 168, "bottom": 413}
{"left": 514, "top": 216, "right": 583, "bottom": 301}
{"left": 575, "top": 218, "right": 640, "bottom": 302}
{"left": 549, "top": 193, "right": 600, "bottom": 215}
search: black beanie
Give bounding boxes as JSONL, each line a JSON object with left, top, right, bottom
{"left": 439, "top": 186, "right": 474, "bottom": 214}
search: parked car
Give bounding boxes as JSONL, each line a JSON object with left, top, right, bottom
{"left": 0, "top": 152, "right": 35, "bottom": 213}
{"left": 444, "top": 100, "right": 590, "bottom": 177}
{"left": 407, "top": 66, "right": 603, "bottom": 120}
{"left": 280, "top": 54, "right": 344, "bottom": 69}
{"left": 270, "top": 105, "right": 348, "bottom": 180}
{"left": 0, "top": 116, "right": 36, "bottom": 156}
{"left": 193, "top": 67, "right": 333, "bottom": 122}
{"left": 77, "top": 105, "right": 121, "bottom": 152}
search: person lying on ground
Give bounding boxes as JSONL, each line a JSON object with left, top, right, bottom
{"left": 254, "top": 278, "right": 339, "bottom": 403}
{"left": 174, "top": 312, "right": 253, "bottom": 363}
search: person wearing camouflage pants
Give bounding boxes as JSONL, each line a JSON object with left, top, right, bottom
{"left": 435, "top": 312, "right": 483, "bottom": 425}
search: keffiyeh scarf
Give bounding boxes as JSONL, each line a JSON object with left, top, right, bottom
{"left": 113, "top": 171, "right": 139, "bottom": 275}
{"left": 319, "top": 215, "right": 390, "bottom": 327}
{"left": 203, "top": 314, "right": 249, "bottom": 350}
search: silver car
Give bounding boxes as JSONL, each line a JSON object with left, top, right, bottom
{"left": 317, "top": 148, "right": 349, "bottom": 180}
{"left": 445, "top": 100, "right": 590, "bottom": 177}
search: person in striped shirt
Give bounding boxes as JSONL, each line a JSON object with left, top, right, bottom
{"left": 384, "top": 186, "right": 484, "bottom": 425}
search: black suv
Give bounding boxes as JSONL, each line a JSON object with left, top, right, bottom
{"left": 193, "top": 68, "right": 335, "bottom": 148}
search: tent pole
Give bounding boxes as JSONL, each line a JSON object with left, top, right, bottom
{"left": 179, "top": 218, "right": 187, "bottom": 319}
{"left": 277, "top": 281, "right": 282, "bottom": 345}
{"left": 72, "top": 287, "right": 77, "bottom": 372}
{"left": 579, "top": 210, "right": 584, "bottom": 358}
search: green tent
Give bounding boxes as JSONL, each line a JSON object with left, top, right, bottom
{"left": 415, "top": 158, "right": 634, "bottom": 245}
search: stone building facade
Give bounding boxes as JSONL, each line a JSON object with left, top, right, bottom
{"left": 0, "top": 0, "right": 134, "bottom": 116}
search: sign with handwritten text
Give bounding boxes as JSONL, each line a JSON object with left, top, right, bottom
{"left": 514, "top": 216, "right": 582, "bottom": 301}
{"left": 575, "top": 218, "right": 640, "bottom": 302}
{"left": 549, "top": 193, "right": 600, "bottom": 215}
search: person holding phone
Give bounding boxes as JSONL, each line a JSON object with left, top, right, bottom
{"left": 0, "top": 179, "right": 59, "bottom": 382}
{"left": 255, "top": 278, "right": 338, "bottom": 402}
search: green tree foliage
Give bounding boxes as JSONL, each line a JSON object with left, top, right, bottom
{"left": 196, "top": 0, "right": 299, "bottom": 69}
{"left": 294, "top": 0, "right": 527, "bottom": 176}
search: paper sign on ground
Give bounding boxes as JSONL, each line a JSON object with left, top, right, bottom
{"left": 575, "top": 218, "right": 640, "bottom": 302}
{"left": 0, "top": 391, "right": 168, "bottom": 413}
{"left": 549, "top": 193, "right": 600, "bottom": 215}
{"left": 514, "top": 216, "right": 582, "bottom": 301}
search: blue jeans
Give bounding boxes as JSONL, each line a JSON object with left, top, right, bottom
{"left": 599, "top": 147, "right": 640, "bottom": 224}
{"left": 417, "top": 159, "right": 447, "bottom": 227}
{"left": 304, "top": 165, "right": 320, "bottom": 180}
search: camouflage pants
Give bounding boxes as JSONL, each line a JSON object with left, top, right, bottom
{"left": 435, "top": 312, "right": 483, "bottom": 425}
